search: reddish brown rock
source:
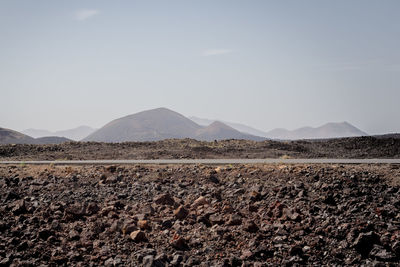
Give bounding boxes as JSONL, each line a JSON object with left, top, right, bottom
{"left": 154, "top": 193, "right": 175, "bottom": 206}
{"left": 174, "top": 205, "right": 189, "bottom": 220}
{"left": 138, "top": 220, "right": 150, "bottom": 230}
{"left": 227, "top": 214, "right": 242, "bottom": 226}
{"left": 243, "top": 221, "right": 259, "bottom": 233}
{"left": 130, "top": 230, "right": 147, "bottom": 242}
{"left": 192, "top": 196, "right": 208, "bottom": 208}
{"left": 171, "top": 234, "right": 188, "bottom": 250}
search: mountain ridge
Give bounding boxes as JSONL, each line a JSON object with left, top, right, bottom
{"left": 190, "top": 116, "right": 368, "bottom": 140}
{"left": 84, "top": 108, "right": 264, "bottom": 142}
{"left": 23, "top": 126, "right": 96, "bottom": 141}
{"left": 265, "top": 121, "right": 368, "bottom": 140}
{"left": 0, "top": 127, "right": 71, "bottom": 144}
{"left": 4, "top": 109, "right": 369, "bottom": 143}
{"left": 0, "top": 127, "right": 38, "bottom": 144}
{"left": 189, "top": 116, "right": 268, "bottom": 137}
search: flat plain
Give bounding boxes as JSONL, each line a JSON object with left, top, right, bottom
{"left": 1, "top": 136, "right": 400, "bottom": 161}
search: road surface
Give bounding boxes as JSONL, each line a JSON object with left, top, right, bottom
{"left": 0, "top": 159, "right": 400, "bottom": 165}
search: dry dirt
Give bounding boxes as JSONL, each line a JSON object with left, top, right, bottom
{"left": 1, "top": 163, "right": 399, "bottom": 266}
{"left": 1, "top": 136, "right": 400, "bottom": 161}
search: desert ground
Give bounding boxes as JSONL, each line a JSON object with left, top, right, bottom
{"left": 0, "top": 163, "right": 399, "bottom": 266}
{"left": 1, "top": 136, "right": 400, "bottom": 161}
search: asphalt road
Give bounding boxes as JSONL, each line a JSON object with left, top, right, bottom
{"left": 0, "top": 158, "right": 400, "bottom": 165}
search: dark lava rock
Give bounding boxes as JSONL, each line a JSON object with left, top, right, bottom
{"left": 170, "top": 254, "right": 183, "bottom": 266}
{"left": 227, "top": 214, "right": 242, "bottom": 226}
{"left": 154, "top": 193, "right": 175, "bottom": 206}
{"left": 208, "top": 174, "right": 220, "bottom": 184}
{"left": 1, "top": 163, "right": 399, "bottom": 266}
{"left": 171, "top": 235, "right": 188, "bottom": 250}
{"left": 86, "top": 202, "right": 100, "bottom": 215}
{"left": 323, "top": 193, "right": 337, "bottom": 206}
{"left": 6, "top": 191, "right": 20, "bottom": 201}
{"left": 38, "top": 229, "right": 53, "bottom": 240}
{"left": 161, "top": 219, "right": 173, "bottom": 229}
{"left": 353, "top": 231, "right": 380, "bottom": 257}
{"left": 210, "top": 214, "right": 224, "bottom": 225}
{"left": 369, "top": 244, "right": 397, "bottom": 262}
{"left": 243, "top": 221, "right": 259, "bottom": 233}
{"left": 12, "top": 199, "right": 27, "bottom": 215}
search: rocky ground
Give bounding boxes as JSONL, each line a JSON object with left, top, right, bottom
{"left": 0, "top": 163, "right": 399, "bottom": 266}
{"left": 1, "top": 136, "right": 400, "bottom": 161}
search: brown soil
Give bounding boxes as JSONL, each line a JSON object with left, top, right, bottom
{"left": 1, "top": 136, "right": 400, "bottom": 161}
{"left": 0, "top": 164, "right": 399, "bottom": 265}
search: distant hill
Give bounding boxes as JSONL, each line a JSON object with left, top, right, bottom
{"left": 0, "top": 127, "right": 37, "bottom": 144}
{"left": 23, "top": 126, "right": 96, "bottom": 141}
{"left": 84, "top": 108, "right": 264, "bottom": 142}
{"left": 35, "top": 136, "right": 72, "bottom": 144}
{"left": 56, "top": 126, "right": 96, "bottom": 141}
{"left": 189, "top": 116, "right": 268, "bottom": 137}
{"left": 83, "top": 108, "right": 202, "bottom": 142}
{"left": 1, "top": 127, "right": 73, "bottom": 145}
{"left": 189, "top": 117, "right": 368, "bottom": 140}
{"left": 21, "top": 129, "right": 52, "bottom": 138}
{"left": 265, "top": 122, "right": 368, "bottom": 140}
{"left": 195, "top": 121, "right": 264, "bottom": 141}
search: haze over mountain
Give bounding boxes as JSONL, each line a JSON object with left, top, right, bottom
{"left": 23, "top": 126, "right": 96, "bottom": 141}
{"left": 2, "top": 109, "right": 369, "bottom": 144}
{"left": 190, "top": 116, "right": 368, "bottom": 140}
{"left": 189, "top": 116, "right": 268, "bottom": 137}
{"left": 196, "top": 121, "right": 264, "bottom": 141}
{"left": 0, "top": 127, "right": 71, "bottom": 144}
{"left": 265, "top": 122, "right": 368, "bottom": 140}
{"left": 84, "top": 108, "right": 264, "bottom": 142}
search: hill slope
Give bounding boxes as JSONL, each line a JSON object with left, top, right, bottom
{"left": 189, "top": 116, "right": 268, "bottom": 137}
{"left": 84, "top": 108, "right": 265, "bottom": 142}
{"left": 83, "top": 108, "right": 203, "bottom": 142}
{"left": 195, "top": 121, "right": 264, "bottom": 141}
{"left": 265, "top": 122, "right": 368, "bottom": 140}
{"left": 23, "top": 126, "right": 96, "bottom": 141}
{"left": 21, "top": 129, "right": 52, "bottom": 138}
{"left": 0, "top": 127, "right": 38, "bottom": 144}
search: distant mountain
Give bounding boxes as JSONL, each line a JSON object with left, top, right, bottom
{"left": 196, "top": 121, "right": 264, "bottom": 141}
{"left": 189, "top": 117, "right": 367, "bottom": 140}
{"left": 0, "top": 127, "right": 37, "bottom": 144}
{"left": 84, "top": 108, "right": 202, "bottom": 142}
{"left": 84, "top": 108, "right": 264, "bottom": 142}
{"left": 1, "top": 127, "right": 73, "bottom": 145}
{"left": 265, "top": 122, "right": 368, "bottom": 140}
{"left": 23, "top": 126, "right": 96, "bottom": 141}
{"left": 35, "top": 136, "right": 72, "bottom": 144}
{"left": 21, "top": 129, "right": 52, "bottom": 138}
{"left": 56, "top": 126, "right": 96, "bottom": 141}
{"left": 189, "top": 116, "right": 268, "bottom": 137}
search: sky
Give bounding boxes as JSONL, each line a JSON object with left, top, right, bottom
{"left": 1, "top": 0, "right": 399, "bottom": 135}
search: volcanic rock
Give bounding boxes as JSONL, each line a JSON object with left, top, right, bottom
{"left": 154, "top": 193, "right": 175, "bottom": 206}
{"left": 130, "top": 230, "right": 147, "bottom": 242}
{"left": 174, "top": 205, "right": 188, "bottom": 220}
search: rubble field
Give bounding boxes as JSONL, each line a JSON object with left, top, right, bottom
{"left": 0, "top": 163, "right": 399, "bottom": 266}
{"left": 1, "top": 136, "right": 400, "bottom": 161}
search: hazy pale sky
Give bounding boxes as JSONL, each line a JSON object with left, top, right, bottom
{"left": 1, "top": 0, "right": 399, "bottom": 134}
